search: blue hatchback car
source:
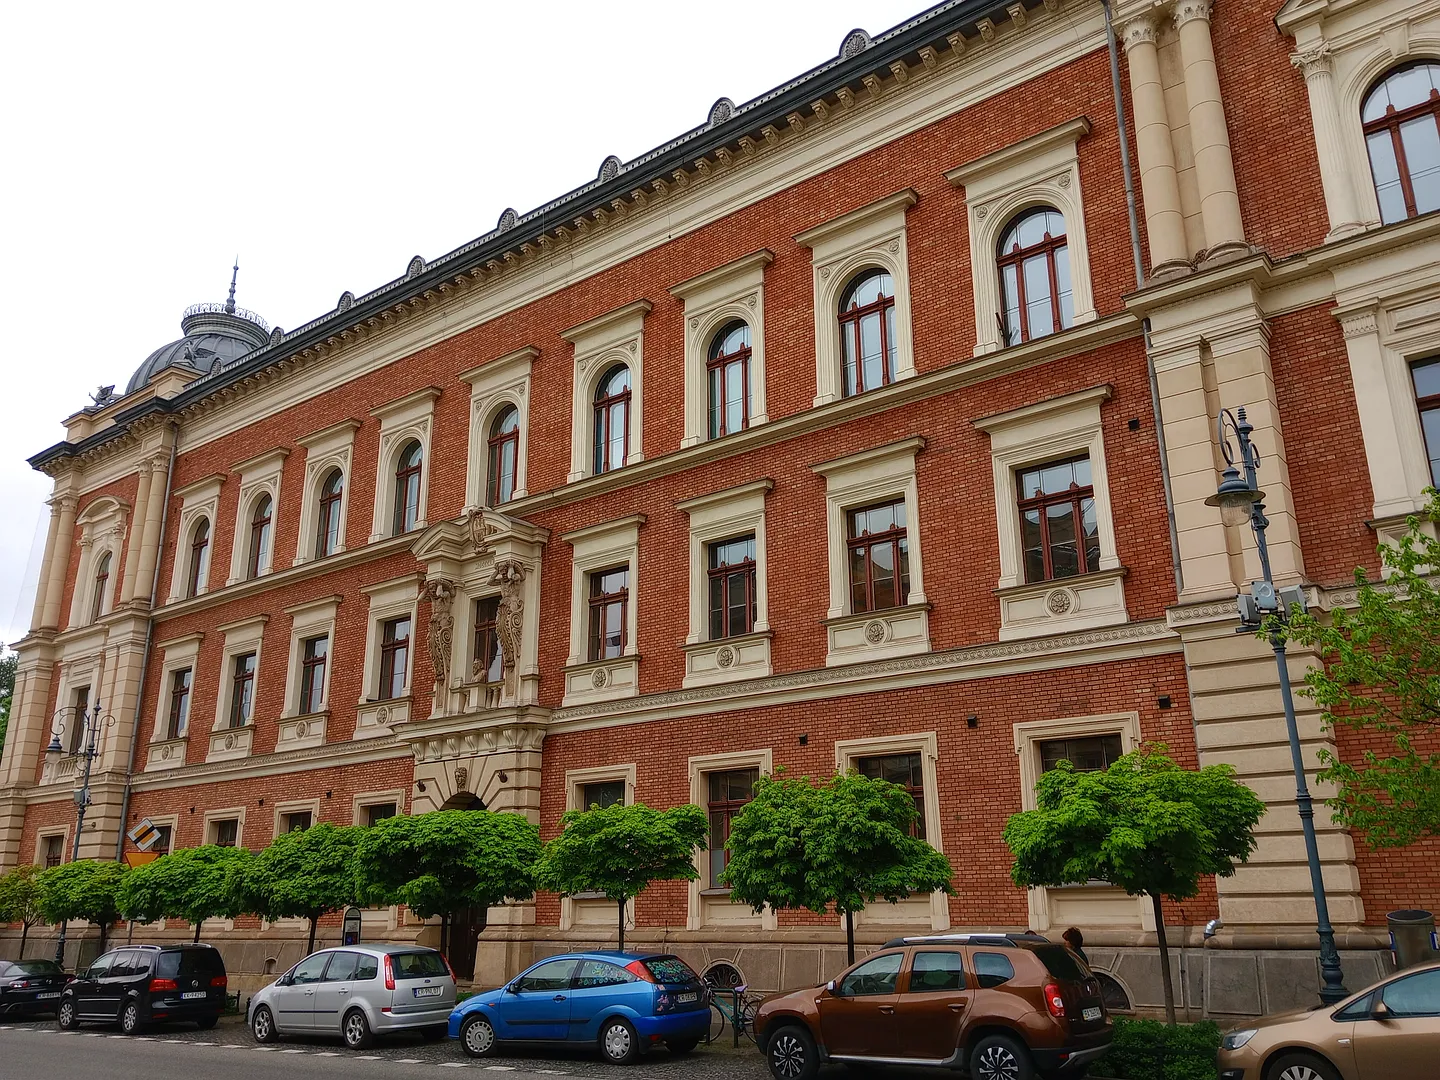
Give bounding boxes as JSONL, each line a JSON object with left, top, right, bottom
{"left": 448, "top": 951, "right": 710, "bottom": 1064}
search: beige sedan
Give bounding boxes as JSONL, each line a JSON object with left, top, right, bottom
{"left": 1218, "top": 961, "right": 1440, "bottom": 1080}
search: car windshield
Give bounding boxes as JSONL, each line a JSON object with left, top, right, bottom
{"left": 8, "top": 960, "right": 63, "bottom": 975}
{"left": 391, "top": 951, "right": 449, "bottom": 979}
{"left": 641, "top": 956, "right": 700, "bottom": 984}
{"left": 156, "top": 949, "right": 225, "bottom": 980}
{"left": 1034, "top": 944, "right": 1087, "bottom": 981}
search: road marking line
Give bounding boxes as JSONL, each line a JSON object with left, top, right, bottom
{"left": 280, "top": 1048, "right": 308, "bottom": 1053}
{"left": 394, "top": 1058, "right": 424, "bottom": 1064}
{"left": 315, "top": 1051, "right": 343, "bottom": 1056}
{"left": 253, "top": 1045, "right": 280, "bottom": 1051}
{"left": 82, "top": 1032, "right": 105, "bottom": 1037}
{"left": 354, "top": 1055, "right": 381, "bottom": 1060}
{"left": 482, "top": 1067, "right": 516, "bottom": 1072}
{"left": 438, "top": 1064, "right": 470, "bottom": 1069}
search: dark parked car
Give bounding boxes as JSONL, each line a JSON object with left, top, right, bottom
{"left": 57, "top": 943, "right": 228, "bottom": 1034}
{"left": 0, "top": 958, "right": 71, "bottom": 1017}
{"left": 753, "top": 933, "right": 1111, "bottom": 1080}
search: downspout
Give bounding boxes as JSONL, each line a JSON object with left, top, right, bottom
{"left": 1103, "top": 0, "right": 1185, "bottom": 597}
{"left": 114, "top": 423, "right": 178, "bottom": 860}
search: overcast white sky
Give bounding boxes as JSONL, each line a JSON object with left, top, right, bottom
{"left": 0, "top": 0, "right": 932, "bottom": 644}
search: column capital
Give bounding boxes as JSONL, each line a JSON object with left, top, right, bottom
{"left": 49, "top": 494, "right": 79, "bottom": 514}
{"left": 145, "top": 453, "right": 171, "bottom": 475}
{"left": 1122, "top": 14, "right": 1159, "bottom": 51}
{"left": 1290, "top": 42, "right": 1333, "bottom": 79}
{"left": 1172, "top": 0, "right": 1212, "bottom": 30}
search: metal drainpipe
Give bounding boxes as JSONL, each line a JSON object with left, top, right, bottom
{"left": 1103, "top": 0, "right": 1185, "bottom": 597}
{"left": 113, "top": 423, "right": 178, "bottom": 861}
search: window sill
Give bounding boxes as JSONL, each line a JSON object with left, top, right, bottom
{"left": 277, "top": 711, "right": 329, "bottom": 751}
{"left": 824, "top": 602, "right": 931, "bottom": 668}
{"left": 682, "top": 631, "right": 772, "bottom": 688}
{"left": 562, "top": 655, "right": 639, "bottom": 707}
{"left": 995, "top": 567, "right": 1127, "bottom": 641}
{"left": 144, "top": 736, "right": 189, "bottom": 773}
{"left": 206, "top": 724, "right": 254, "bottom": 763}
{"left": 355, "top": 697, "right": 409, "bottom": 741}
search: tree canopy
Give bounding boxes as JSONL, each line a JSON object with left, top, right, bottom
{"left": 533, "top": 801, "right": 708, "bottom": 951}
{"left": 36, "top": 859, "right": 128, "bottom": 952}
{"left": 233, "top": 824, "right": 358, "bottom": 952}
{"left": 119, "top": 845, "right": 253, "bottom": 942}
{"left": 1277, "top": 496, "right": 1440, "bottom": 849}
{"left": 723, "top": 771, "right": 955, "bottom": 963}
{"left": 0, "top": 863, "right": 46, "bottom": 954}
{"left": 1004, "top": 746, "right": 1264, "bottom": 1023}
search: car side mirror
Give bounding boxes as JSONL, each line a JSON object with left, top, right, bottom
{"left": 277, "top": 975, "right": 292, "bottom": 987}
{"left": 826, "top": 980, "right": 842, "bottom": 997}
{"left": 506, "top": 982, "right": 521, "bottom": 994}
{"left": 1372, "top": 1000, "right": 1392, "bottom": 1020}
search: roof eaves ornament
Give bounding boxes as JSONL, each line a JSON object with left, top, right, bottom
{"left": 839, "top": 28, "right": 871, "bottom": 59}
{"left": 497, "top": 207, "right": 518, "bottom": 232}
{"left": 707, "top": 97, "right": 735, "bottom": 127}
{"left": 598, "top": 155, "right": 622, "bottom": 183}
{"left": 406, "top": 255, "right": 427, "bottom": 280}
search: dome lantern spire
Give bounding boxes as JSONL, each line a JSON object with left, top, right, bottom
{"left": 225, "top": 257, "right": 239, "bottom": 315}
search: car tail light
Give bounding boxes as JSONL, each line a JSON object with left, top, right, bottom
{"left": 150, "top": 978, "right": 179, "bottom": 992}
{"left": 7, "top": 980, "right": 30, "bottom": 989}
{"left": 624, "top": 960, "right": 657, "bottom": 983}
{"left": 384, "top": 953, "right": 396, "bottom": 991}
{"left": 211, "top": 976, "right": 228, "bottom": 988}
{"left": 1043, "top": 981, "right": 1066, "bottom": 1020}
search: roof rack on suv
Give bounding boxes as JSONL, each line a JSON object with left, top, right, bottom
{"left": 880, "top": 932, "right": 1052, "bottom": 949}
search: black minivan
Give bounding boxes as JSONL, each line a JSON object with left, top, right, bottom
{"left": 57, "top": 944, "right": 228, "bottom": 1034}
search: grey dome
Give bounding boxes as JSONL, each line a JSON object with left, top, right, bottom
{"left": 125, "top": 302, "right": 270, "bottom": 396}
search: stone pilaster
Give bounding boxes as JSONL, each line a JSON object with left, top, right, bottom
{"left": 29, "top": 506, "right": 61, "bottom": 630}
{"left": 39, "top": 494, "right": 78, "bottom": 631}
{"left": 132, "top": 453, "right": 171, "bottom": 604}
{"left": 119, "top": 463, "right": 153, "bottom": 604}
{"left": 1290, "top": 44, "right": 1366, "bottom": 242}
{"left": 1123, "top": 14, "right": 1190, "bottom": 277}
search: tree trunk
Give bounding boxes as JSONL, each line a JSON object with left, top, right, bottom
{"left": 99, "top": 919, "right": 109, "bottom": 953}
{"left": 193, "top": 920, "right": 202, "bottom": 944}
{"left": 1150, "top": 893, "right": 1177, "bottom": 1025}
{"left": 307, "top": 914, "right": 318, "bottom": 955}
{"left": 844, "top": 910, "right": 856, "bottom": 966}
{"left": 440, "top": 913, "right": 449, "bottom": 959}
{"left": 617, "top": 897, "right": 626, "bottom": 953}
{"left": 19, "top": 920, "right": 29, "bottom": 957}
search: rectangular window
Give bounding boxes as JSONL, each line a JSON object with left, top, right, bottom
{"left": 847, "top": 500, "right": 910, "bottom": 614}
{"left": 1018, "top": 455, "right": 1099, "bottom": 583}
{"left": 579, "top": 779, "right": 626, "bottom": 810}
{"left": 379, "top": 617, "right": 411, "bottom": 699}
{"left": 1039, "top": 733, "right": 1124, "bottom": 773}
{"left": 1414, "top": 359, "right": 1440, "bottom": 487}
{"left": 42, "top": 835, "right": 64, "bottom": 868}
{"left": 473, "top": 597, "right": 503, "bottom": 683}
{"left": 152, "top": 824, "right": 174, "bottom": 855}
{"left": 908, "top": 951, "right": 965, "bottom": 992}
{"left": 587, "top": 566, "right": 629, "bottom": 662}
{"left": 65, "top": 686, "right": 91, "bottom": 754}
{"left": 229, "top": 652, "right": 256, "bottom": 728}
{"left": 212, "top": 819, "right": 239, "bottom": 848}
{"left": 167, "top": 668, "right": 192, "bottom": 739}
{"left": 282, "top": 810, "right": 312, "bottom": 833}
{"left": 856, "top": 752, "right": 925, "bottom": 839}
{"left": 706, "top": 768, "right": 757, "bottom": 888}
{"left": 363, "top": 802, "right": 397, "bottom": 827}
{"left": 707, "top": 535, "right": 756, "bottom": 639}
{"left": 299, "top": 635, "right": 329, "bottom": 714}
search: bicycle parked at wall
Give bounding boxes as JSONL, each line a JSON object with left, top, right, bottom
{"left": 702, "top": 963, "right": 762, "bottom": 1047}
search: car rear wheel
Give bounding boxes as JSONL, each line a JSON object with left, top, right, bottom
{"left": 56, "top": 998, "right": 78, "bottom": 1031}
{"left": 342, "top": 1008, "right": 374, "bottom": 1050}
{"left": 251, "top": 1005, "right": 278, "bottom": 1043}
{"left": 461, "top": 1015, "right": 497, "bottom": 1058}
{"left": 970, "top": 1034, "right": 1036, "bottom": 1080}
{"left": 1267, "top": 1053, "right": 1342, "bottom": 1080}
{"left": 667, "top": 1036, "right": 699, "bottom": 1055}
{"left": 766, "top": 1024, "right": 819, "bottom": 1080}
{"left": 598, "top": 1016, "right": 641, "bottom": 1065}
{"left": 120, "top": 1001, "right": 143, "bottom": 1035}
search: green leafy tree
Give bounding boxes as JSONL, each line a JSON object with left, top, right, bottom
{"left": 36, "top": 859, "right": 128, "bottom": 953}
{"left": 1276, "top": 495, "right": 1440, "bottom": 849}
{"left": 534, "top": 802, "right": 708, "bottom": 951}
{"left": 1004, "top": 747, "right": 1264, "bottom": 1024}
{"left": 354, "top": 810, "right": 540, "bottom": 957}
{"left": 0, "top": 647, "right": 16, "bottom": 759}
{"left": 0, "top": 864, "right": 46, "bottom": 956}
{"left": 234, "top": 824, "right": 358, "bottom": 953}
{"left": 118, "top": 845, "right": 252, "bottom": 942}
{"left": 724, "top": 771, "right": 956, "bottom": 964}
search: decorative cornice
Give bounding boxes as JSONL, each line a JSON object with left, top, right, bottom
{"left": 794, "top": 188, "right": 918, "bottom": 248}
{"left": 123, "top": 732, "right": 411, "bottom": 792}
{"left": 945, "top": 116, "right": 1091, "bottom": 188}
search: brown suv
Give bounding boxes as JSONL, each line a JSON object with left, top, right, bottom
{"left": 753, "top": 933, "right": 1111, "bottom": 1080}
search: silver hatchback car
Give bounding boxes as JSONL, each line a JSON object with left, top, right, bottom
{"left": 248, "top": 945, "right": 457, "bottom": 1049}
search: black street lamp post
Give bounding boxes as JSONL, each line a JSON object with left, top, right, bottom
{"left": 45, "top": 699, "right": 114, "bottom": 968}
{"left": 1206, "top": 405, "right": 1350, "bottom": 1005}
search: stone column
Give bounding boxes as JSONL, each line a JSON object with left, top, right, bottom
{"left": 132, "top": 454, "right": 170, "bottom": 604}
{"left": 29, "top": 505, "right": 62, "bottom": 630}
{"left": 1290, "top": 43, "right": 1366, "bottom": 241}
{"left": 1174, "top": 0, "right": 1248, "bottom": 263}
{"left": 67, "top": 535, "right": 95, "bottom": 628}
{"left": 39, "top": 494, "right": 78, "bottom": 631}
{"left": 119, "top": 464, "right": 152, "bottom": 604}
{"left": 1123, "top": 14, "right": 1191, "bottom": 277}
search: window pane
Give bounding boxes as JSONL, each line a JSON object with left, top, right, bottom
{"left": 609, "top": 400, "right": 627, "bottom": 469}
{"left": 708, "top": 575, "right": 725, "bottom": 640}
{"left": 518, "top": 959, "right": 578, "bottom": 993}
{"left": 1040, "top": 459, "right": 1078, "bottom": 495}
{"left": 1047, "top": 502, "right": 1080, "bottom": 578}
{"left": 1382, "top": 969, "right": 1440, "bottom": 1016}
{"left": 839, "top": 953, "right": 903, "bottom": 996}
{"left": 603, "top": 602, "right": 624, "bottom": 657}
{"left": 708, "top": 365, "right": 724, "bottom": 438}
{"left": 861, "top": 310, "right": 883, "bottom": 391}
{"left": 580, "top": 780, "right": 625, "bottom": 809}
{"left": 725, "top": 359, "right": 745, "bottom": 432}
{"left": 1040, "top": 734, "right": 1124, "bottom": 773}
{"left": 885, "top": 305, "right": 897, "bottom": 381}
{"left": 1368, "top": 131, "right": 1408, "bottom": 224}
{"left": 1002, "top": 263, "right": 1022, "bottom": 346}
{"left": 973, "top": 952, "right": 1015, "bottom": 988}
{"left": 842, "top": 322, "right": 859, "bottom": 397}
{"left": 909, "top": 952, "right": 964, "bottom": 993}
{"left": 1022, "top": 509, "right": 1045, "bottom": 584}
{"left": 1414, "top": 360, "right": 1440, "bottom": 399}
{"left": 1422, "top": 407, "right": 1440, "bottom": 486}
{"left": 1400, "top": 115, "right": 1440, "bottom": 215}
{"left": 727, "top": 572, "right": 750, "bottom": 635}
{"left": 849, "top": 546, "right": 870, "bottom": 613}
{"left": 870, "top": 542, "right": 896, "bottom": 610}
{"left": 1055, "top": 243, "right": 1074, "bottom": 329}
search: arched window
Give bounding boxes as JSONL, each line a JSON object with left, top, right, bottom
{"left": 247, "top": 495, "right": 273, "bottom": 579}
{"left": 393, "top": 440, "right": 423, "bottom": 534}
{"left": 486, "top": 406, "right": 520, "bottom": 506}
{"left": 1363, "top": 63, "right": 1440, "bottom": 224}
{"left": 838, "top": 270, "right": 897, "bottom": 397}
{"left": 707, "top": 321, "right": 751, "bottom": 438}
{"left": 998, "top": 207, "right": 1073, "bottom": 345}
{"left": 316, "top": 469, "right": 344, "bottom": 559}
{"left": 186, "top": 518, "right": 210, "bottom": 598}
{"left": 90, "top": 552, "right": 111, "bottom": 621}
{"left": 592, "top": 365, "right": 631, "bottom": 475}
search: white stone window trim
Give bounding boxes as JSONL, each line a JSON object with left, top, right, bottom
{"left": 369, "top": 386, "right": 441, "bottom": 543}
{"left": 277, "top": 595, "right": 339, "bottom": 752}
{"left": 35, "top": 825, "right": 70, "bottom": 866}
{"left": 834, "top": 731, "right": 949, "bottom": 931}
{"left": 946, "top": 117, "right": 1098, "bottom": 358}
{"left": 352, "top": 788, "right": 407, "bottom": 825}
{"left": 208, "top": 615, "right": 266, "bottom": 763}
{"left": 1013, "top": 712, "right": 1147, "bottom": 932}
{"left": 462, "top": 346, "right": 538, "bottom": 507}
{"left": 202, "top": 805, "right": 248, "bottom": 848}
{"left": 71, "top": 495, "right": 129, "bottom": 626}
{"left": 227, "top": 448, "right": 289, "bottom": 586}
{"left": 273, "top": 797, "right": 322, "bottom": 840}
{"left": 973, "top": 384, "right": 1126, "bottom": 640}
{"left": 293, "top": 419, "right": 360, "bottom": 566}
{"left": 168, "top": 475, "right": 223, "bottom": 603}
{"left": 561, "top": 515, "right": 644, "bottom": 707}
{"left": 796, "top": 189, "right": 918, "bottom": 408}
{"left": 359, "top": 574, "right": 420, "bottom": 709}
{"left": 670, "top": 250, "right": 773, "bottom": 448}
{"left": 151, "top": 631, "right": 203, "bottom": 750}
{"left": 676, "top": 479, "right": 774, "bottom": 688}
{"left": 562, "top": 301, "right": 651, "bottom": 483}
{"left": 812, "top": 437, "right": 931, "bottom": 667}
{"left": 686, "top": 748, "right": 776, "bottom": 932}
{"left": 561, "top": 763, "right": 637, "bottom": 924}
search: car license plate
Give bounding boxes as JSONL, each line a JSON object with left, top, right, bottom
{"left": 677, "top": 992, "right": 697, "bottom": 1003}
{"left": 37, "top": 992, "right": 60, "bottom": 1000}
{"left": 181, "top": 991, "right": 208, "bottom": 1000}
{"left": 1082, "top": 1006, "right": 1102, "bottom": 1021}
{"left": 413, "top": 985, "right": 443, "bottom": 998}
